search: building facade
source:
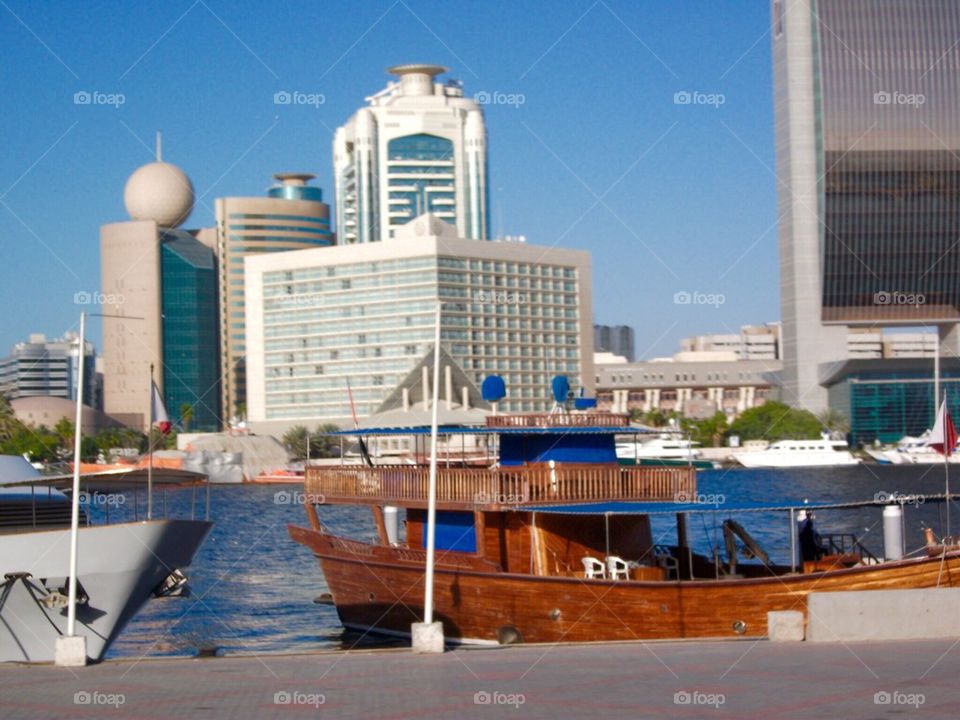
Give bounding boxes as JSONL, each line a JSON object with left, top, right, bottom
{"left": 593, "top": 324, "right": 635, "bottom": 362}
{"left": 772, "top": 0, "right": 960, "bottom": 411}
{"left": 681, "top": 324, "right": 781, "bottom": 361}
{"left": 215, "top": 173, "right": 333, "bottom": 424}
{"left": 0, "top": 333, "right": 102, "bottom": 410}
{"left": 244, "top": 214, "right": 592, "bottom": 433}
{"left": 596, "top": 359, "right": 781, "bottom": 420}
{"left": 823, "top": 359, "right": 960, "bottom": 445}
{"left": 100, "top": 156, "right": 221, "bottom": 431}
{"left": 333, "top": 64, "right": 489, "bottom": 244}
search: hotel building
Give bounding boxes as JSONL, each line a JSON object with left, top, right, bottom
{"left": 244, "top": 215, "right": 591, "bottom": 434}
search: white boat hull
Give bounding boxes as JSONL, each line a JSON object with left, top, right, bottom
{"left": 733, "top": 452, "right": 861, "bottom": 468}
{"left": 0, "top": 519, "right": 211, "bottom": 663}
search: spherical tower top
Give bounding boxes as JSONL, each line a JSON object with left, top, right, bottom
{"left": 123, "top": 161, "right": 194, "bottom": 228}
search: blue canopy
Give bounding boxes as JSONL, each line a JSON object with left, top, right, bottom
{"left": 331, "top": 425, "right": 649, "bottom": 436}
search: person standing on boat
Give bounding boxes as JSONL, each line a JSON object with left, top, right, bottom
{"left": 798, "top": 510, "right": 825, "bottom": 562}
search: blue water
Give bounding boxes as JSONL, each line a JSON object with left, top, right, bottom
{"left": 102, "top": 466, "right": 957, "bottom": 659}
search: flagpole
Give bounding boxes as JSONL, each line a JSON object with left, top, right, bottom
{"left": 946, "top": 390, "right": 951, "bottom": 539}
{"left": 148, "top": 363, "right": 154, "bottom": 521}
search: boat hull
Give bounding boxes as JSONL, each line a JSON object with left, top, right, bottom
{"left": 0, "top": 519, "right": 212, "bottom": 663}
{"left": 290, "top": 525, "right": 960, "bottom": 644}
{"left": 733, "top": 452, "right": 861, "bottom": 468}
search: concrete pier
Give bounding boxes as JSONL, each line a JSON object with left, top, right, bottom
{"left": 2, "top": 638, "right": 957, "bottom": 718}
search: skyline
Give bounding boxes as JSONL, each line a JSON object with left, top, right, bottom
{"left": 1, "top": 1, "right": 776, "bottom": 361}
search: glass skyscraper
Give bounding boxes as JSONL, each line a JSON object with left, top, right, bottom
{"left": 774, "top": 0, "right": 960, "bottom": 410}
{"left": 160, "top": 232, "right": 221, "bottom": 431}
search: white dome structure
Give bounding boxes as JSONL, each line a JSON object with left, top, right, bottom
{"left": 123, "top": 161, "right": 194, "bottom": 228}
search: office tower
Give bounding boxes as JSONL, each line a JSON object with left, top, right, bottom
{"left": 214, "top": 173, "right": 333, "bottom": 424}
{"left": 773, "top": 0, "right": 960, "bottom": 410}
{"left": 100, "top": 148, "right": 221, "bottom": 431}
{"left": 593, "top": 325, "right": 636, "bottom": 362}
{"left": 333, "top": 64, "right": 489, "bottom": 243}
{"left": 0, "top": 332, "right": 101, "bottom": 409}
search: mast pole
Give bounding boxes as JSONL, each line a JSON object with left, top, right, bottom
{"left": 148, "top": 363, "right": 154, "bottom": 520}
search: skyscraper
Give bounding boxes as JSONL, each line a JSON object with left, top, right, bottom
{"left": 0, "top": 332, "right": 101, "bottom": 409}
{"left": 593, "top": 325, "right": 635, "bottom": 362}
{"left": 773, "top": 0, "right": 960, "bottom": 411}
{"left": 333, "top": 64, "right": 489, "bottom": 244}
{"left": 100, "top": 148, "right": 221, "bottom": 431}
{"left": 214, "top": 173, "right": 333, "bottom": 424}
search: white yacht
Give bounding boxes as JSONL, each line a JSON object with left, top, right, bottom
{"left": 0, "top": 455, "right": 212, "bottom": 663}
{"left": 866, "top": 431, "right": 960, "bottom": 465}
{"left": 733, "top": 436, "right": 861, "bottom": 468}
{"left": 616, "top": 433, "right": 718, "bottom": 469}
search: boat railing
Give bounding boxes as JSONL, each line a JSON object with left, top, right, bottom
{"left": 304, "top": 463, "right": 696, "bottom": 508}
{"left": 485, "top": 413, "right": 631, "bottom": 428}
{"left": 821, "top": 533, "right": 879, "bottom": 564}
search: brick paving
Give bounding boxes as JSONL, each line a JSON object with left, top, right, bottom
{"left": 2, "top": 638, "right": 958, "bottom": 719}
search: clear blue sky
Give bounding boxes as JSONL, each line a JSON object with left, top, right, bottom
{"left": 0, "top": 0, "right": 777, "bottom": 360}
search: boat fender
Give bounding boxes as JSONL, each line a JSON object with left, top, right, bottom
{"left": 496, "top": 625, "right": 523, "bottom": 645}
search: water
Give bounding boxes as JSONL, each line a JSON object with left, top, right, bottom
{"left": 103, "top": 466, "right": 956, "bottom": 659}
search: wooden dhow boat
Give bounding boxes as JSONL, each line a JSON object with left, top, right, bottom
{"left": 289, "top": 411, "right": 960, "bottom": 645}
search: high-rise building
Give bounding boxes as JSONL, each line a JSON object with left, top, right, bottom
{"left": 593, "top": 325, "right": 635, "bottom": 362}
{"left": 773, "top": 0, "right": 960, "bottom": 411}
{"left": 100, "top": 149, "right": 221, "bottom": 431}
{"left": 680, "top": 324, "right": 781, "bottom": 361}
{"left": 333, "top": 64, "right": 489, "bottom": 244}
{"left": 214, "top": 173, "right": 333, "bottom": 424}
{"left": 0, "top": 332, "right": 102, "bottom": 409}
{"left": 243, "top": 214, "right": 592, "bottom": 434}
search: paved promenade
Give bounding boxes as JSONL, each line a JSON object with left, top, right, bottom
{"left": 2, "top": 638, "right": 958, "bottom": 719}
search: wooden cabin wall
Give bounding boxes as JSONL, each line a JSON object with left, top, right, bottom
{"left": 533, "top": 514, "right": 654, "bottom": 576}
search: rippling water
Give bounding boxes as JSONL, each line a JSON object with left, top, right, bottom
{"left": 104, "top": 466, "right": 957, "bottom": 659}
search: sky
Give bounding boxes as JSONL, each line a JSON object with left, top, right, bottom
{"left": 0, "top": 0, "right": 778, "bottom": 361}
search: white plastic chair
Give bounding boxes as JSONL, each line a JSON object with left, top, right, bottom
{"left": 582, "top": 556, "right": 606, "bottom": 579}
{"left": 606, "top": 555, "right": 630, "bottom": 580}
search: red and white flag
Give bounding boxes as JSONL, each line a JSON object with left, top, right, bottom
{"left": 929, "top": 399, "right": 957, "bottom": 456}
{"left": 151, "top": 381, "right": 172, "bottom": 435}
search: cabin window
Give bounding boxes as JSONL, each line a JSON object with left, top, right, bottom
{"left": 423, "top": 511, "right": 476, "bottom": 553}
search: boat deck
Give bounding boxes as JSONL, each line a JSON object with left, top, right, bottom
{"left": 2, "top": 638, "right": 955, "bottom": 718}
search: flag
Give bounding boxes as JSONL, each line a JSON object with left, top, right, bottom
{"left": 929, "top": 399, "right": 957, "bottom": 456}
{"left": 151, "top": 381, "right": 172, "bottom": 435}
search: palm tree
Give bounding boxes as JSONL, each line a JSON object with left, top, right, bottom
{"left": 0, "top": 394, "right": 21, "bottom": 443}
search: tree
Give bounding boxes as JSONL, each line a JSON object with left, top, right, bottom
{"left": 311, "top": 423, "right": 342, "bottom": 458}
{"left": 0, "top": 394, "right": 22, "bottom": 443}
{"left": 818, "top": 408, "right": 849, "bottom": 436}
{"left": 180, "top": 403, "right": 193, "bottom": 433}
{"left": 283, "top": 425, "right": 309, "bottom": 460}
{"left": 728, "top": 401, "right": 823, "bottom": 442}
{"left": 682, "top": 412, "right": 729, "bottom": 448}
{"left": 54, "top": 417, "right": 74, "bottom": 452}
{"left": 643, "top": 409, "right": 669, "bottom": 428}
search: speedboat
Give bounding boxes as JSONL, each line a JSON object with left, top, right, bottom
{"left": 0, "top": 455, "right": 212, "bottom": 663}
{"left": 731, "top": 436, "right": 861, "bottom": 468}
